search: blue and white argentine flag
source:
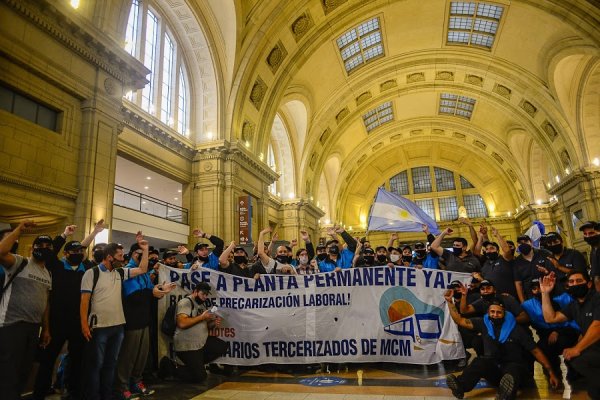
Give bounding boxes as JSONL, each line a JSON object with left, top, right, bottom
{"left": 367, "top": 187, "right": 440, "bottom": 234}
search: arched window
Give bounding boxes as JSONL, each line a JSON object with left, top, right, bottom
{"left": 124, "top": 0, "right": 190, "bottom": 136}
{"left": 267, "top": 143, "right": 277, "bottom": 196}
{"left": 388, "top": 167, "right": 488, "bottom": 221}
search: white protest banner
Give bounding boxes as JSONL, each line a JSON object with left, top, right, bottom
{"left": 157, "top": 265, "right": 471, "bottom": 365}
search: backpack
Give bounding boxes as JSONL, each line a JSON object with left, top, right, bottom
{"left": 161, "top": 297, "right": 193, "bottom": 336}
{"left": 0, "top": 258, "right": 28, "bottom": 303}
{"left": 88, "top": 266, "right": 125, "bottom": 315}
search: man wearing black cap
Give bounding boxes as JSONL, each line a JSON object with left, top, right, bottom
{"left": 0, "top": 221, "right": 52, "bottom": 400}
{"left": 218, "top": 241, "right": 266, "bottom": 278}
{"left": 181, "top": 228, "right": 224, "bottom": 270}
{"left": 410, "top": 241, "right": 439, "bottom": 269}
{"left": 430, "top": 227, "right": 481, "bottom": 273}
{"left": 317, "top": 226, "right": 357, "bottom": 272}
{"left": 162, "top": 249, "right": 183, "bottom": 269}
{"left": 543, "top": 231, "right": 587, "bottom": 295}
{"left": 458, "top": 280, "right": 528, "bottom": 324}
{"left": 174, "top": 282, "right": 227, "bottom": 383}
{"left": 541, "top": 270, "right": 600, "bottom": 399}
{"left": 479, "top": 226, "right": 517, "bottom": 299}
{"left": 33, "top": 220, "right": 106, "bottom": 400}
{"left": 579, "top": 221, "right": 600, "bottom": 292}
{"left": 445, "top": 294, "right": 559, "bottom": 399}
{"left": 513, "top": 234, "right": 552, "bottom": 303}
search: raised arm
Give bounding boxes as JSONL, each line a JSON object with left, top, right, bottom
{"left": 458, "top": 283, "right": 476, "bottom": 314}
{"left": 0, "top": 220, "right": 34, "bottom": 267}
{"left": 444, "top": 290, "right": 474, "bottom": 329}
{"left": 459, "top": 218, "right": 477, "bottom": 252}
{"left": 129, "top": 236, "right": 149, "bottom": 277}
{"left": 219, "top": 241, "right": 236, "bottom": 268}
{"left": 491, "top": 226, "right": 513, "bottom": 261}
{"left": 338, "top": 226, "right": 357, "bottom": 252}
{"left": 352, "top": 241, "right": 363, "bottom": 267}
{"left": 540, "top": 273, "right": 568, "bottom": 324}
{"left": 81, "top": 219, "right": 105, "bottom": 248}
{"left": 430, "top": 227, "right": 452, "bottom": 257}
{"left": 387, "top": 233, "right": 398, "bottom": 249}
{"left": 258, "top": 227, "right": 273, "bottom": 265}
{"left": 301, "top": 230, "right": 315, "bottom": 259}
{"left": 193, "top": 228, "right": 224, "bottom": 257}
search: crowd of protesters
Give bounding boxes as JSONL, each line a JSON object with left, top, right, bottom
{"left": 0, "top": 217, "right": 598, "bottom": 400}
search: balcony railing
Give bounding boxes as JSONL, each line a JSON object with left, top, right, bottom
{"left": 114, "top": 185, "right": 188, "bottom": 224}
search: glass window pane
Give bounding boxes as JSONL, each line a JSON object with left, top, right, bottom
{"left": 161, "top": 33, "right": 175, "bottom": 125}
{"left": 434, "top": 167, "right": 455, "bottom": 191}
{"left": 13, "top": 93, "right": 38, "bottom": 122}
{"left": 460, "top": 175, "right": 474, "bottom": 188}
{"left": 0, "top": 85, "right": 14, "bottom": 111}
{"left": 415, "top": 199, "right": 435, "bottom": 220}
{"left": 464, "top": 194, "right": 488, "bottom": 218}
{"left": 177, "top": 67, "right": 188, "bottom": 135}
{"left": 141, "top": 10, "right": 159, "bottom": 113}
{"left": 412, "top": 167, "right": 432, "bottom": 193}
{"left": 37, "top": 105, "right": 57, "bottom": 131}
{"left": 125, "top": 0, "right": 140, "bottom": 56}
{"left": 438, "top": 196, "right": 458, "bottom": 221}
{"left": 363, "top": 101, "right": 394, "bottom": 132}
{"left": 390, "top": 171, "right": 409, "bottom": 195}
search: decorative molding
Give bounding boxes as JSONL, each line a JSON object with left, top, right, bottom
{"left": 431, "top": 128, "right": 445, "bottom": 135}
{"left": 473, "top": 140, "right": 486, "bottom": 150}
{"left": 390, "top": 133, "right": 402, "bottom": 141}
{"left": 357, "top": 154, "right": 367, "bottom": 164}
{"left": 290, "top": 12, "right": 314, "bottom": 41}
{"left": 465, "top": 74, "right": 483, "bottom": 86}
{"left": 493, "top": 83, "right": 512, "bottom": 99}
{"left": 4, "top": 0, "right": 148, "bottom": 89}
{"left": 319, "top": 128, "right": 331, "bottom": 144}
{"left": 491, "top": 152, "right": 504, "bottom": 164}
{"left": 452, "top": 132, "right": 466, "bottom": 139}
{"left": 121, "top": 106, "right": 195, "bottom": 159}
{"left": 380, "top": 79, "right": 397, "bottom": 91}
{"left": 507, "top": 169, "right": 518, "bottom": 182}
{"left": 249, "top": 76, "right": 267, "bottom": 110}
{"left": 410, "top": 129, "right": 423, "bottom": 136}
{"left": 356, "top": 91, "right": 372, "bottom": 106}
{"left": 241, "top": 119, "right": 255, "bottom": 143}
{"left": 309, "top": 152, "right": 318, "bottom": 169}
{"left": 406, "top": 72, "right": 425, "bottom": 83}
{"left": 542, "top": 120, "right": 558, "bottom": 141}
{"left": 321, "top": 0, "right": 348, "bottom": 15}
{"left": 520, "top": 100, "right": 537, "bottom": 117}
{"left": 0, "top": 170, "right": 78, "bottom": 199}
{"left": 435, "top": 71, "right": 455, "bottom": 81}
{"left": 335, "top": 107, "right": 349, "bottom": 124}
{"left": 266, "top": 41, "right": 287, "bottom": 74}
{"left": 372, "top": 142, "right": 383, "bottom": 151}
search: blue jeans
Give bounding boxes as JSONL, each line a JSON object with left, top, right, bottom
{"left": 83, "top": 325, "right": 125, "bottom": 400}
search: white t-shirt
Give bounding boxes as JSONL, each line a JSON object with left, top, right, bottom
{"left": 81, "top": 264, "right": 131, "bottom": 328}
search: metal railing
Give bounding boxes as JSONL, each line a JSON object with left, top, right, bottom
{"left": 114, "top": 185, "right": 188, "bottom": 224}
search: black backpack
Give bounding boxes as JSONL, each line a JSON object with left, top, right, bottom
{"left": 161, "top": 297, "right": 192, "bottom": 336}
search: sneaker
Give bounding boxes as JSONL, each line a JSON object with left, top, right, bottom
{"left": 496, "top": 374, "right": 515, "bottom": 400}
{"left": 119, "top": 390, "right": 140, "bottom": 400}
{"left": 446, "top": 374, "right": 464, "bottom": 399}
{"left": 131, "top": 381, "right": 155, "bottom": 396}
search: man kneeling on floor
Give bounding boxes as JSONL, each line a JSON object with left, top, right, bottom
{"left": 443, "top": 291, "right": 559, "bottom": 400}
{"left": 174, "top": 282, "right": 227, "bottom": 383}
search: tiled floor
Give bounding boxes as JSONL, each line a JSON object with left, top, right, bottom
{"left": 41, "top": 361, "right": 589, "bottom": 399}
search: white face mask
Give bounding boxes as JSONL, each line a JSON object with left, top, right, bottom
{"left": 390, "top": 254, "right": 400, "bottom": 263}
{"left": 299, "top": 255, "right": 309, "bottom": 265}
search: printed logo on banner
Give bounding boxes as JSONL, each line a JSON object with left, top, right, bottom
{"left": 379, "top": 286, "right": 445, "bottom": 345}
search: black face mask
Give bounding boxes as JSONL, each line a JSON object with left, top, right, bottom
{"left": 376, "top": 254, "right": 387, "bottom": 263}
{"left": 415, "top": 249, "right": 426, "bottom": 258}
{"left": 198, "top": 255, "right": 209, "bottom": 263}
{"left": 481, "top": 293, "right": 496, "bottom": 301}
{"left": 234, "top": 255, "right": 248, "bottom": 265}
{"left": 363, "top": 255, "right": 375, "bottom": 265}
{"left": 276, "top": 255, "right": 289, "bottom": 264}
{"left": 453, "top": 292, "right": 462, "bottom": 300}
{"left": 402, "top": 255, "right": 413, "bottom": 263}
{"left": 547, "top": 244, "right": 563, "bottom": 255}
{"left": 148, "top": 259, "right": 158, "bottom": 269}
{"left": 194, "top": 296, "right": 205, "bottom": 305}
{"left": 566, "top": 283, "right": 589, "bottom": 298}
{"left": 10, "top": 242, "right": 18, "bottom": 254}
{"left": 518, "top": 243, "right": 532, "bottom": 255}
{"left": 490, "top": 317, "right": 504, "bottom": 328}
{"left": 67, "top": 254, "right": 84, "bottom": 266}
{"left": 328, "top": 246, "right": 339, "bottom": 255}
{"left": 167, "top": 261, "right": 179, "bottom": 268}
{"left": 316, "top": 253, "right": 327, "bottom": 261}
{"left": 452, "top": 247, "right": 463, "bottom": 256}
{"left": 93, "top": 249, "right": 104, "bottom": 264}
{"left": 485, "top": 252, "right": 499, "bottom": 261}
{"left": 584, "top": 236, "right": 600, "bottom": 246}
{"left": 32, "top": 247, "right": 53, "bottom": 263}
